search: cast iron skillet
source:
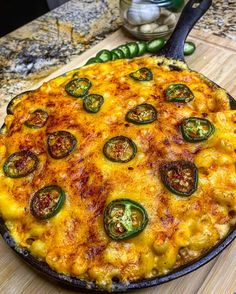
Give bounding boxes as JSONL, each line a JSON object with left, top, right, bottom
{"left": 0, "top": 0, "right": 236, "bottom": 292}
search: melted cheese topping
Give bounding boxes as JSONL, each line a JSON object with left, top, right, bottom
{"left": 0, "top": 56, "right": 236, "bottom": 290}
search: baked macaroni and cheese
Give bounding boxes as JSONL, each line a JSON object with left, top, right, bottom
{"left": 0, "top": 55, "right": 235, "bottom": 290}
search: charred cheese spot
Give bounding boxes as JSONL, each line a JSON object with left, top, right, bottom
{"left": 0, "top": 56, "right": 235, "bottom": 290}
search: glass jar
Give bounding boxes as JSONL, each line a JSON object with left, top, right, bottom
{"left": 120, "top": 0, "right": 185, "bottom": 40}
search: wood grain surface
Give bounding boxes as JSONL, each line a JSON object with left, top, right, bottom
{"left": 0, "top": 28, "right": 236, "bottom": 294}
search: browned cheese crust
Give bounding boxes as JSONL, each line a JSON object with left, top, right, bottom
{"left": 0, "top": 56, "right": 235, "bottom": 290}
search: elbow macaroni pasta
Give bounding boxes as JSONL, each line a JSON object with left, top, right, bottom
{"left": 0, "top": 56, "right": 235, "bottom": 290}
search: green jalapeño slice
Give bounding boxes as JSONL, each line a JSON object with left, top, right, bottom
{"left": 181, "top": 117, "right": 215, "bottom": 142}
{"left": 24, "top": 109, "right": 49, "bottom": 129}
{"left": 47, "top": 131, "right": 77, "bottom": 159}
{"left": 3, "top": 150, "right": 39, "bottom": 178}
{"left": 104, "top": 199, "right": 148, "bottom": 241}
{"left": 129, "top": 68, "right": 153, "bottom": 81}
{"left": 30, "top": 185, "right": 65, "bottom": 220}
{"left": 160, "top": 160, "right": 198, "bottom": 196}
{"left": 65, "top": 78, "right": 91, "bottom": 98}
{"left": 83, "top": 94, "right": 104, "bottom": 113}
{"left": 165, "top": 84, "right": 194, "bottom": 103}
{"left": 0, "top": 123, "right": 7, "bottom": 135}
{"left": 7, "top": 91, "right": 32, "bottom": 115}
{"left": 125, "top": 103, "right": 157, "bottom": 125}
{"left": 103, "top": 136, "right": 137, "bottom": 163}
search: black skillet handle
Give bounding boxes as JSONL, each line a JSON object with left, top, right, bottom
{"left": 158, "top": 0, "right": 212, "bottom": 61}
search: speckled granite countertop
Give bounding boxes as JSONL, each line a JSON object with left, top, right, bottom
{"left": 0, "top": 0, "right": 235, "bottom": 105}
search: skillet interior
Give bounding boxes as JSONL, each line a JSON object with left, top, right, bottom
{"left": 0, "top": 219, "right": 235, "bottom": 292}
{"left": 0, "top": 0, "right": 236, "bottom": 292}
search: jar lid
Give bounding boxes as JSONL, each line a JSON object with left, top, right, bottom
{"left": 149, "top": 0, "right": 172, "bottom": 5}
{"left": 150, "top": 0, "right": 185, "bottom": 10}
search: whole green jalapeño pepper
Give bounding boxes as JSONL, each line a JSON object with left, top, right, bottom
{"left": 104, "top": 199, "right": 148, "bottom": 241}
{"left": 165, "top": 84, "right": 194, "bottom": 103}
{"left": 181, "top": 117, "right": 215, "bottom": 142}
{"left": 160, "top": 160, "right": 198, "bottom": 197}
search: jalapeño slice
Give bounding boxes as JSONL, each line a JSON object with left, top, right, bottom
{"left": 85, "top": 57, "right": 102, "bottom": 65}
{"left": 30, "top": 185, "right": 65, "bottom": 220}
{"left": 0, "top": 123, "right": 7, "bottom": 135}
{"left": 129, "top": 68, "right": 153, "bottom": 81}
{"left": 184, "top": 42, "right": 196, "bottom": 56}
{"left": 24, "top": 109, "right": 48, "bottom": 129}
{"left": 137, "top": 41, "right": 147, "bottom": 56}
{"left": 104, "top": 199, "right": 148, "bottom": 241}
{"left": 47, "top": 131, "right": 77, "bottom": 159}
{"left": 126, "top": 42, "right": 139, "bottom": 58}
{"left": 160, "top": 160, "right": 198, "bottom": 196}
{"left": 111, "top": 52, "right": 119, "bottom": 61}
{"left": 65, "top": 78, "right": 91, "bottom": 98}
{"left": 181, "top": 117, "right": 215, "bottom": 143}
{"left": 83, "top": 94, "right": 104, "bottom": 113}
{"left": 7, "top": 91, "right": 32, "bottom": 115}
{"left": 125, "top": 103, "right": 157, "bottom": 125}
{"left": 103, "top": 136, "right": 137, "bottom": 163}
{"left": 165, "top": 84, "right": 194, "bottom": 103}
{"left": 111, "top": 48, "right": 125, "bottom": 59}
{"left": 96, "top": 49, "right": 112, "bottom": 62}
{"left": 147, "top": 38, "right": 165, "bottom": 53}
{"left": 3, "top": 151, "right": 39, "bottom": 178}
{"left": 116, "top": 45, "right": 131, "bottom": 59}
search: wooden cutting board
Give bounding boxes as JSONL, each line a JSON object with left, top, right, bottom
{"left": 0, "top": 28, "right": 236, "bottom": 294}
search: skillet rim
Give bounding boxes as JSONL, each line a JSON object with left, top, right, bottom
{"left": 0, "top": 219, "right": 235, "bottom": 292}
{"left": 1, "top": 0, "right": 235, "bottom": 291}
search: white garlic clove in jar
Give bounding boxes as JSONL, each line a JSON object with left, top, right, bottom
{"left": 125, "top": 23, "right": 139, "bottom": 32}
{"left": 160, "top": 8, "right": 172, "bottom": 17}
{"left": 127, "top": 2, "right": 160, "bottom": 26}
{"left": 139, "top": 23, "right": 159, "bottom": 33}
{"left": 163, "top": 13, "right": 176, "bottom": 26}
{"left": 153, "top": 24, "right": 169, "bottom": 33}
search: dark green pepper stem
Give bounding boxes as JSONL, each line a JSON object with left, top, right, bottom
{"left": 83, "top": 94, "right": 104, "bottom": 113}
{"left": 160, "top": 160, "right": 198, "bottom": 196}
{"left": 165, "top": 84, "right": 194, "bottom": 103}
{"left": 65, "top": 78, "right": 91, "bottom": 98}
{"left": 30, "top": 185, "right": 65, "bottom": 220}
{"left": 181, "top": 117, "right": 215, "bottom": 142}
{"left": 125, "top": 103, "right": 157, "bottom": 125}
{"left": 103, "top": 136, "right": 137, "bottom": 163}
{"left": 129, "top": 68, "right": 153, "bottom": 81}
{"left": 3, "top": 150, "right": 39, "bottom": 178}
{"left": 104, "top": 198, "right": 148, "bottom": 241}
{"left": 47, "top": 131, "right": 77, "bottom": 159}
